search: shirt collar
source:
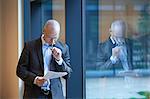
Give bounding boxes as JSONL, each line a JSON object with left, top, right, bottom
{"left": 110, "top": 36, "right": 125, "bottom": 46}
{"left": 110, "top": 36, "right": 116, "bottom": 44}
{"left": 41, "top": 34, "right": 48, "bottom": 46}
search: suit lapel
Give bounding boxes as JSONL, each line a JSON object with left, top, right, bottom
{"left": 108, "top": 37, "right": 116, "bottom": 48}
{"left": 54, "top": 41, "right": 63, "bottom": 51}
{"left": 108, "top": 38, "right": 116, "bottom": 56}
{"left": 125, "top": 39, "right": 130, "bottom": 57}
{"left": 49, "top": 56, "right": 55, "bottom": 70}
{"left": 35, "top": 38, "right": 44, "bottom": 71}
{"left": 125, "top": 39, "right": 132, "bottom": 68}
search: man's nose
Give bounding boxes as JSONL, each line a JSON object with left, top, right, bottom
{"left": 48, "top": 39, "right": 54, "bottom": 44}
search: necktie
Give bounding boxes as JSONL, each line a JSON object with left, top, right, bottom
{"left": 41, "top": 44, "right": 52, "bottom": 91}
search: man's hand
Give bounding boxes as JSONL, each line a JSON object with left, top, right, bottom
{"left": 112, "top": 46, "right": 120, "bottom": 58}
{"left": 35, "top": 76, "right": 46, "bottom": 87}
{"left": 52, "top": 47, "right": 62, "bottom": 61}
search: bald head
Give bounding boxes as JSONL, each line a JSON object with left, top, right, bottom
{"left": 43, "top": 19, "right": 60, "bottom": 35}
{"left": 43, "top": 20, "right": 60, "bottom": 44}
{"left": 110, "top": 20, "right": 127, "bottom": 38}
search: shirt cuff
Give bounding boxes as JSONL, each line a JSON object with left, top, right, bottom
{"left": 55, "top": 57, "right": 63, "bottom": 65}
{"left": 33, "top": 76, "right": 39, "bottom": 84}
{"left": 110, "top": 56, "right": 118, "bottom": 64}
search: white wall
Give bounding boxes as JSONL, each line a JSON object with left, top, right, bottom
{"left": 1, "top": 0, "right": 18, "bottom": 98}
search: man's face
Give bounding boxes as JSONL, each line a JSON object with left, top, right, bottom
{"left": 44, "top": 24, "right": 58, "bottom": 45}
{"left": 112, "top": 24, "right": 126, "bottom": 38}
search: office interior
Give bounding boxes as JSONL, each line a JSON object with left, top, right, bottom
{"left": 0, "top": 0, "right": 150, "bottom": 98}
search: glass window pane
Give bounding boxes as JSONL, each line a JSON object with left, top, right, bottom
{"left": 35, "top": 0, "right": 66, "bottom": 43}
{"left": 85, "top": 0, "right": 150, "bottom": 98}
{"left": 52, "top": 0, "right": 66, "bottom": 43}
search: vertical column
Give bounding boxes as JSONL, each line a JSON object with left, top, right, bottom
{"left": 85, "top": 0, "right": 99, "bottom": 70}
{"left": 65, "top": 0, "right": 83, "bottom": 99}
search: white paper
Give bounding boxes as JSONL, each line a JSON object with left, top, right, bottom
{"left": 44, "top": 71, "right": 68, "bottom": 79}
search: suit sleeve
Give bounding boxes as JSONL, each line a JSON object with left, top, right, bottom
{"left": 96, "top": 43, "right": 114, "bottom": 69}
{"left": 55, "top": 44, "right": 72, "bottom": 79}
{"left": 16, "top": 43, "right": 36, "bottom": 86}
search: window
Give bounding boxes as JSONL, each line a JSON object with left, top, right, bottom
{"left": 85, "top": 0, "right": 150, "bottom": 98}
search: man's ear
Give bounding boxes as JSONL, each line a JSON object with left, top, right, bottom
{"left": 42, "top": 28, "right": 45, "bottom": 34}
{"left": 109, "top": 28, "right": 113, "bottom": 35}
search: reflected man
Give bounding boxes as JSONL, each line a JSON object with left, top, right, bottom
{"left": 97, "top": 20, "right": 133, "bottom": 72}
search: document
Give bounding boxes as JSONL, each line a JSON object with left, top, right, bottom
{"left": 44, "top": 71, "right": 68, "bottom": 79}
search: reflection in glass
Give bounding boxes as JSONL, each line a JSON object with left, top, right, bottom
{"left": 85, "top": 0, "right": 150, "bottom": 98}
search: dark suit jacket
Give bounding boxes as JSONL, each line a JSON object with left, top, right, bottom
{"left": 96, "top": 37, "right": 133, "bottom": 71}
{"left": 16, "top": 38, "right": 72, "bottom": 99}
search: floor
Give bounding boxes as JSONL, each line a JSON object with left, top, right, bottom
{"left": 86, "top": 77, "right": 150, "bottom": 99}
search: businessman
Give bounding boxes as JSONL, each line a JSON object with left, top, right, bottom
{"left": 96, "top": 20, "right": 133, "bottom": 72}
{"left": 16, "top": 19, "right": 72, "bottom": 99}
